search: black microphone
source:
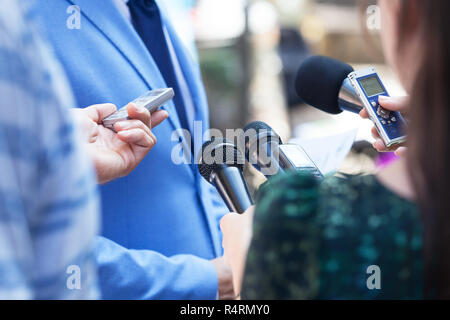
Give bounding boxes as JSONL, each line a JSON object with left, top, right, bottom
{"left": 198, "top": 138, "right": 253, "bottom": 214}
{"left": 243, "top": 121, "right": 323, "bottom": 179}
{"left": 295, "top": 55, "right": 363, "bottom": 115}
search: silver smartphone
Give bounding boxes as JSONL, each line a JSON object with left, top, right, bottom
{"left": 102, "top": 88, "right": 174, "bottom": 131}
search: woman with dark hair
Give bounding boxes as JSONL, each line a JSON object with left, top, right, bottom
{"left": 220, "top": 0, "right": 450, "bottom": 299}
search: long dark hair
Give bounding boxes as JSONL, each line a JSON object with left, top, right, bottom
{"left": 397, "top": 0, "right": 450, "bottom": 298}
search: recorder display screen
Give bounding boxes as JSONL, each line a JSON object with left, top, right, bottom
{"left": 359, "top": 75, "right": 385, "bottom": 97}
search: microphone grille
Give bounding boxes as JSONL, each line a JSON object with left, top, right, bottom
{"left": 243, "top": 121, "right": 282, "bottom": 143}
{"left": 243, "top": 121, "right": 282, "bottom": 162}
{"left": 244, "top": 121, "right": 272, "bottom": 132}
{"left": 198, "top": 138, "right": 245, "bottom": 182}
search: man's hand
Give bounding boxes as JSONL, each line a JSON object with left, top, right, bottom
{"left": 219, "top": 206, "right": 255, "bottom": 298}
{"left": 359, "top": 96, "right": 408, "bottom": 157}
{"left": 71, "top": 103, "right": 168, "bottom": 184}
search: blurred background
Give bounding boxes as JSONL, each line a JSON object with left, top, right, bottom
{"left": 165, "top": 0, "right": 406, "bottom": 186}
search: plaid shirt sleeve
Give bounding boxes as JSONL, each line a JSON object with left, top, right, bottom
{"left": 0, "top": 0, "right": 100, "bottom": 299}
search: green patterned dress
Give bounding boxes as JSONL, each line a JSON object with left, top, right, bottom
{"left": 243, "top": 172, "right": 423, "bottom": 299}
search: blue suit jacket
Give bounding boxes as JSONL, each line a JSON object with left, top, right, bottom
{"left": 31, "top": 0, "right": 228, "bottom": 299}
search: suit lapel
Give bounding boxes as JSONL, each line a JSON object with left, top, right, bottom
{"left": 66, "top": 0, "right": 183, "bottom": 132}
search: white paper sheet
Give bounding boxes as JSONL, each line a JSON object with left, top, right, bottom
{"left": 290, "top": 128, "right": 358, "bottom": 176}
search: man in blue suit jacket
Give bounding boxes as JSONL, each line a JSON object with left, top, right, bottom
{"left": 31, "top": 0, "right": 233, "bottom": 299}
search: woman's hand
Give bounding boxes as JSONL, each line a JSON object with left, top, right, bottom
{"left": 359, "top": 96, "right": 408, "bottom": 157}
{"left": 71, "top": 103, "right": 168, "bottom": 184}
{"left": 220, "top": 206, "right": 255, "bottom": 297}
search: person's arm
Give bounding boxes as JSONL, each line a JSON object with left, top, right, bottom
{"left": 94, "top": 237, "right": 220, "bottom": 300}
{"left": 0, "top": 1, "right": 101, "bottom": 298}
{"left": 220, "top": 207, "right": 255, "bottom": 297}
{"left": 31, "top": 108, "right": 100, "bottom": 299}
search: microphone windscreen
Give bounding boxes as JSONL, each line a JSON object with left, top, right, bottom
{"left": 198, "top": 138, "right": 244, "bottom": 182}
{"left": 295, "top": 55, "right": 354, "bottom": 114}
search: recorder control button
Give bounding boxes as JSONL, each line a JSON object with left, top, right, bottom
{"left": 377, "top": 106, "right": 391, "bottom": 119}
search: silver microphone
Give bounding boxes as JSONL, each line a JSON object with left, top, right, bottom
{"left": 338, "top": 78, "right": 364, "bottom": 114}
{"left": 243, "top": 121, "right": 323, "bottom": 179}
{"left": 198, "top": 138, "right": 253, "bottom": 214}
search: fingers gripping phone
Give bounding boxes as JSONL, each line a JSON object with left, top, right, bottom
{"left": 102, "top": 88, "right": 174, "bottom": 131}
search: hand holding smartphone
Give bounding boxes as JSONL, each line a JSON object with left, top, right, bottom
{"left": 102, "top": 88, "right": 174, "bottom": 131}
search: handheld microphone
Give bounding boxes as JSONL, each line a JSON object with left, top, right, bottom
{"left": 243, "top": 121, "right": 323, "bottom": 179}
{"left": 295, "top": 55, "right": 406, "bottom": 148}
{"left": 198, "top": 138, "right": 253, "bottom": 214}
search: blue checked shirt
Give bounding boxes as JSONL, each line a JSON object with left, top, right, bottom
{"left": 0, "top": 0, "right": 100, "bottom": 299}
